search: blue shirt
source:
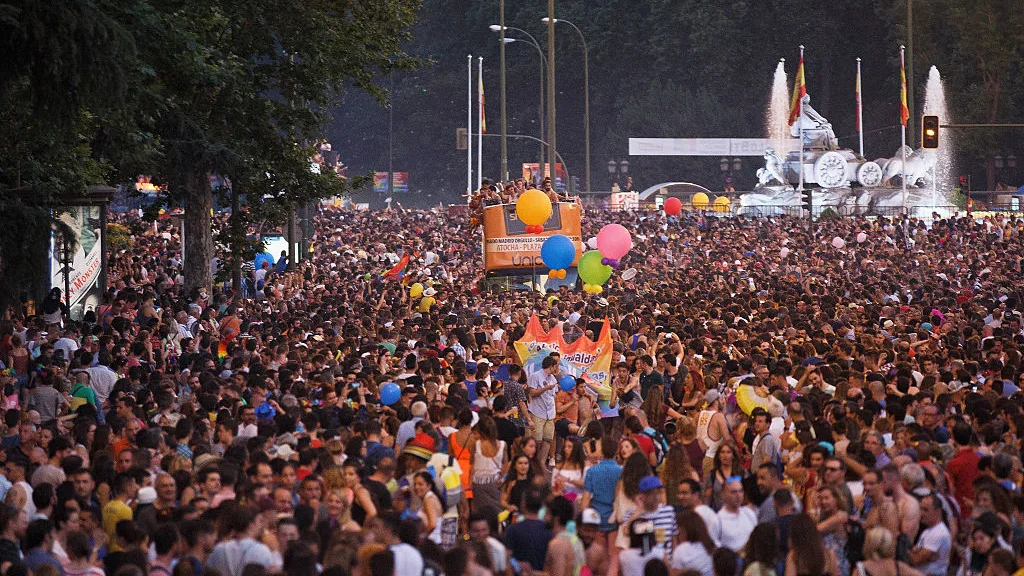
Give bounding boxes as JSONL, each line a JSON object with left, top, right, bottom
{"left": 463, "top": 379, "right": 478, "bottom": 403}
{"left": 25, "top": 548, "right": 65, "bottom": 576}
{"left": 365, "top": 441, "right": 395, "bottom": 470}
{"left": 584, "top": 459, "right": 622, "bottom": 525}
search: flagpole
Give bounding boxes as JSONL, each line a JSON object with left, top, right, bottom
{"left": 478, "top": 56, "right": 484, "bottom": 192}
{"left": 901, "top": 45, "right": 908, "bottom": 214}
{"left": 856, "top": 57, "right": 864, "bottom": 159}
{"left": 467, "top": 54, "right": 473, "bottom": 204}
{"left": 798, "top": 45, "right": 805, "bottom": 195}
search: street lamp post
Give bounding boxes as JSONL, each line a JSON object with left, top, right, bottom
{"left": 546, "top": 0, "right": 556, "bottom": 189}
{"left": 490, "top": 26, "right": 545, "bottom": 168}
{"left": 543, "top": 17, "right": 589, "bottom": 193}
{"left": 498, "top": 0, "right": 507, "bottom": 182}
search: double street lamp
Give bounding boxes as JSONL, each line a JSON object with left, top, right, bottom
{"left": 542, "top": 17, "right": 590, "bottom": 193}
{"left": 490, "top": 25, "right": 545, "bottom": 168}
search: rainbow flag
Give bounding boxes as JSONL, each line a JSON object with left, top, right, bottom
{"left": 384, "top": 254, "right": 410, "bottom": 280}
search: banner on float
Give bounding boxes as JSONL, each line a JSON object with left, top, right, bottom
{"left": 514, "top": 315, "right": 614, "bottom": 407}
{"left": 610, "top": 192, "right": 639, "bottom": 211}
{"left": 483, "top": 202, "right": 582, "bottom": 272}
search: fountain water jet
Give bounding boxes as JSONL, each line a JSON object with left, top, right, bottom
{"left": 766, "top": 60, "right": 790, "bottom": 153}
{"left": 922, "top": 65, "right": 955, "bottom": 203}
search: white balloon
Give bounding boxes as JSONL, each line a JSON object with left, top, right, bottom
{"left": 831, "top": 236, "right": 846, "bottom": 249}
{"left": 857, "top": 232, "right": 868, "bottom": 244}
{"left": 587, "top": 237, "right": 598, "bottom": 250}
{"left": 780, "top": 247, "right": 790, "bottom": 259}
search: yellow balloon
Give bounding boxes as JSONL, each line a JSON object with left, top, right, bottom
{"left": 691, "top": 192, "right": 709, "bottom": 210}
{"left": 418, "top": 296, "right": 436, "bottom": 312}
{"left": 409, "top": 283, "right": 423, "bottom": 298}
{"left": 713, "top": 196, "right": 730, "bottom": 213}
{"left": 516, "top": 189, "right": 553, "bottom": 226}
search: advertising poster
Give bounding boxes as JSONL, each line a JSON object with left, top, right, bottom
{"left": 521, "top": 163, "right": 568, "bottom": 191}
{"left": 51, "top": 206, "right": 104, "bottom": 319}
{"left": 482, "top": 202, "right": 582, "bottom": 272}
{"left": 514, "top": 315, "right": 614, "bottom": 406}
{"left": 373, "top": 172, "right": 409, "bottom": 193}
{"left": 610, "top": 192, "right": 640, "bottom": 211}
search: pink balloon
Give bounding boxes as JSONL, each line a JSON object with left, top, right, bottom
{"left": 596, "top": 224, "right": 632, "bottom": 260}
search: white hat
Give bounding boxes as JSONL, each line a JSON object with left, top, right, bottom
{"left": 137, "top": 487, "right": 157, "bottom": 505}
{"left": 274, "top": 445, "right": 296, "bottom": 460}
{"left": 581, "top": 508, "right": 601, "bottom": 525}
{"left": 423, "top": 288, "right": 437, "bottom": 297}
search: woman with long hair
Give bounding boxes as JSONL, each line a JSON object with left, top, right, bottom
{"left": 856, "top": 527, "right": 926, "bottom": 576}
{"left": 500, "top": 453, "right": 534, "bottom": 513}
{"left": 660, "top": 443, "right": 700, "bottom": 507}
{"left": 617, "top": 437, "right": 643, "bottom": 465}
{"left": 612, "top": 452, "right": 652, "bottom": 544}
{"left": 342, "top": 460, "right": 377, "bottom": 525}
{"left": 814, "top": 484, "right": 850, "bottom": 576}
{"left": 744, "top": 522, "right": 779, "bottom": 576}
{"left": 641, "top": 385, "right": 685, "bottom": 432}
{"left": 552, "top": 438, "right": 586, "bottom": 501}
{"left": 470, "top": 415, "right": 505, "bottom": 513}
{"left": 670, "top": 509, "right": 715, "bottom": 576}
{"left": 413, "top": 470, "right": 445, "bottom": 545}
{"left": 785, "top": 513, "right": 839, "bottom": 576}
{"left": 317, "top": 487, "right": 361, "bottom": 544}
{"left": 704, "top": 442, "right": 744, "bottom": 511}
{"left": 675, "top": 416, "right": 705, "bottom": 474}
{"left": 581, "top": 420, "right": 605, "bottom": 468}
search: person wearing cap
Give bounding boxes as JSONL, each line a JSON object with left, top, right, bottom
{"left": 695, "top": 389, "right": 729, "bottom": 475}
{"left": 631, "top": 476, "right": 677, "bottom": 557}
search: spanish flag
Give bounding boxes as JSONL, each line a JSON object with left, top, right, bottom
{"left": 788, "top": 54, "right": 806, "bottom": 126}
{"left": 899, "top": 54, "right": 910, "bottom": 127}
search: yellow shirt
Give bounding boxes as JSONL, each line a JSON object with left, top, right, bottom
{"left": 102, "top": 499, "right": 133, "bottom": 552}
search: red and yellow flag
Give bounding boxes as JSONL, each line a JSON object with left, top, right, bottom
{"left": 479, "top": 74, "right": 487, "bottom": 134}
{"left": 855, "top": 66, "right": 862, "bottom": 132}
{"left": 900, "top": 55, "right": 909, "bottom": 126}
{"left": 788, "top": 54, "right": 806, "bottom": 126}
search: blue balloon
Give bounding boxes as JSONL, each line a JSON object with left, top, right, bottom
{"left": 559, "top": 374, "right": 576, "bottom": 392}
{"left": 380, "top": 382, "right": 401, "bottom": 406}
{"left": 254, "top": 251, "right": 275, "bottom": 270}
{"left": 541, "top": 234, "right": 576, "bottom": 271}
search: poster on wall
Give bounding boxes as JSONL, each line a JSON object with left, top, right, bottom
{"left": 373, "top": 172, "right": 409, "bottom": 193}
{"left": 51, "top": 206, "right": 104, "bottom": 319}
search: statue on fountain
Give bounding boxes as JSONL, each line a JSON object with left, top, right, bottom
{"left": 790, "top": 94, "right": 838, "bottom": 151}
{"left": 756, "top": 148, "right": 790, "bottom": 187}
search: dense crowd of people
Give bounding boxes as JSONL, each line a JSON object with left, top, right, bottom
{"left": 2, "top": 198, "right": 1024, "bottom": 576}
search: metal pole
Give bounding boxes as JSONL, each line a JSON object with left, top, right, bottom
{"left": 901, "top": 45, "right": 908, "bottom": 213}
{"left": 499, "top": 0, "right": 508, "bottom": 182}
{"left": 856, "top": 57, "right": 864, "bottom": 158}
{"left": 63, "top": 235, "right": 71, "bottom": 316}
{"left": 546, "top": 0, "right": 557, "bottom": 188}
{"left": 388, "top": 72, "right": 394, "bottom": 198}
{"left": 468, "top": 54, "right": 473, "bottom": 202}
{"left": 478, "top": 56, "right": 483, "bottom": 191}
{"left": 907, "top": 0, "right": 915, "bottom": 144}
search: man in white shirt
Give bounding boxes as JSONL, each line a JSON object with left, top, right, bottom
{"left": 716, "top": 478, "right": 757, "bottom": 552}
{"left": 86, "top": 359, "right": 118, "bottom": 409}
{"left": 208, "top": 508, "right": 274, "bottom": 576}
{"left": 909, "top": 494, "right": 951, "bottom": 576}
{"left": 53, "top": 327, "right": 79, "bottom": 365}
{"left": 678, "top": 479, "right": 720, "bottom": 545}
{"left": 526, "top": 355, "right": 559, "bottom": 466}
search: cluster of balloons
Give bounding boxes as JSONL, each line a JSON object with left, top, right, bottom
{"left": 662, "top": 193, "right": 730, "bottom": 216}
{"left": 577, "top": 223, "right": 633, "bottom": 293}
{"left": 516, "top": 189, "right": 552, "bottom": 234}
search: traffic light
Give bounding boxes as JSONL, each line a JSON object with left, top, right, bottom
{"left": 801, "top": 188, "right": 812, "bottom": 215}
{"left": 922, "top": 115, "right": 940, "bottom": 149}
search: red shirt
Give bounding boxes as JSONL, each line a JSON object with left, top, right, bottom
{"left": 633, "top": 434, "right": 655, "bottom": 460}
{"left": 947, "top": 447, "right": 980, "bottom": 513}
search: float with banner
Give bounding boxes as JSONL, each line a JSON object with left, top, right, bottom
{"left": 483, "top": 202, "right": 582, "bottom": 273}
{"left": 514, "top": 315, "right": 613, "bottom": 407}
{"left": 610, "top": 191, "right": 639, "bottom": 211}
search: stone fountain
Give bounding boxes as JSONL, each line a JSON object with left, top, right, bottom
{"left": 744, "top": 65, "right": 954, "bottom": 216}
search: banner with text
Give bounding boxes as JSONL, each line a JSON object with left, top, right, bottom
{"left": 374, "top": 172, "right": 409, "bottom": 193}
{"left": 514, "top": 315, "right": 614, "bottom": 405}
{"left": 51, "top": 205, "right": 104, "bottom": 319}
{"left": 483, "top": 202, "right": 582, "bottom": 272}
